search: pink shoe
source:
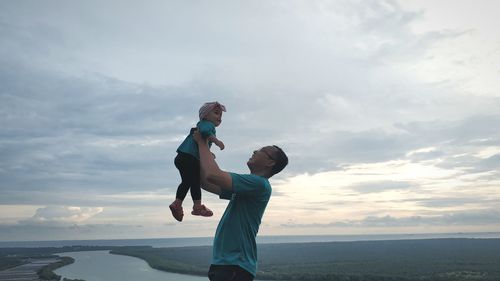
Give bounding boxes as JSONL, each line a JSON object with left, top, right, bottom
{"left": 169, "top": 201, "right": 184, "bottom": 222}
{"left": 191, "top": 204, "right": 213, "bottom": 217}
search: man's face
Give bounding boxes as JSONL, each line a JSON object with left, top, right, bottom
{"left": 205, "top": 108, "right": 223, "bottom": 126}
{"left": 247, "top": 146, "right": 277, "bottom": 169}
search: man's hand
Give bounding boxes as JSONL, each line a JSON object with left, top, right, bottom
{"left": 192, "top": 129, "right": 205, "bottom": 144}
{"left": 192, "top": 128, "right": 232, "bottom": 193}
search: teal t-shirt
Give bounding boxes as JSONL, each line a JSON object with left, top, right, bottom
{"left": 176, "top": 120, "right": 215, "bottom": 159}
{"left": 212, "top": 173, "right": 272, "bottom": 277}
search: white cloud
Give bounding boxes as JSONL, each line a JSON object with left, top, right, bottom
{"left": 20, "top": 206, "right": 103, "bottom": 226}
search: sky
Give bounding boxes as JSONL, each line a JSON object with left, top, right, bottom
{"left": 1, "top": 0, "right": 499, "bottom": 241}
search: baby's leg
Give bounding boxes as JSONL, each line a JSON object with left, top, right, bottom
{"left": 170, "top": 153, "right": 198, "bottom": 222}
{"left": 174, "top": 153, "right": 197, "bottom": 201}
{"left": 189, "top": 160, "right": 202, "bottom": 202}
{"left": 191, "top": 161, "right": 213, "bottom": 217}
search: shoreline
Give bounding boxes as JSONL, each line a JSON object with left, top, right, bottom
{"left": 2, "top": 231, "right": 500, "bottom": 248}
{"left": 108, "top": 250, "right": 208, "bottom": 277}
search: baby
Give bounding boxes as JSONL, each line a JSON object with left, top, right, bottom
{"left": 169, "top": 101, "right": 226, "bottom": 222}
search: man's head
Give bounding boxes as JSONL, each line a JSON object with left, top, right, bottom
{"left": 247, "top": 145, "right": 288, "bottom": 178}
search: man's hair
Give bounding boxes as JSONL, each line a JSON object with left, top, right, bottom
{"left": 270, "top": 145, "right": 288, "bottom": 177}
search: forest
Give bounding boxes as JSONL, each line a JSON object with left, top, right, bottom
{"left": 110, "top": 238, "right": 500, "bottom": 281}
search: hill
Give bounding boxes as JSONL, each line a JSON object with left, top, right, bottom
{"left": 110, "top": 238, "right": 500, "bottom": 281}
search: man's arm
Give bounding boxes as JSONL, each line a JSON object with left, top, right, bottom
{"left": 200, "top": 176, "right": 223, "bottom": 195}
{"left": 193, "top": 130, "right": 233, "bottom": 192}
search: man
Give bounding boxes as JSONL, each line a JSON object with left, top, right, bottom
{"left": 193, "top": 130, "right": 288, "bottom": 281}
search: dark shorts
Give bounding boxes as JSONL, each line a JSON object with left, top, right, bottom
{"left": 208, "top": 265, "right": 254, "bottom": 281}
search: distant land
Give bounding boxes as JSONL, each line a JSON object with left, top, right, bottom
{"left": 2, "top": 232, "right": 500, "bottom": 248}
{"left": 1, "top": 238, "right": 500, "bottom": 281}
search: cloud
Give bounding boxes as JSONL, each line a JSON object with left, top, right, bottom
{"left": 0, "top": 218, "right": 217, "bottom": 241}
{"left": 0, "top": 189, "right": 174, "bottom": 208}
{"left": 0, "top": 64, "right": 203, "bottom": 198}
{"left": 1, "top": 0, "right": 500, "bottom": 239}
{"left": 349, "top": 181, "right": 415, "bottom": 193}
{"left": 281, "top": 209, "right": 500, "bottom": 228}
{"left": 19, "top": 206, "right": 103, "bottom": 226}
{"left": 0, "top": 223, "right": 146, "bottom": 241}
{"left": 405, "top": 147, "right": 445, "bottom": 162}
{"left": 2, "top": 0, "right": 498, "bottom": 184}
{"left": 409, "top": 197, "right": 500, "bottom": 208}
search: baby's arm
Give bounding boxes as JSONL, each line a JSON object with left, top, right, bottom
{"left": 197, "top": 121, "right": 224, "bottom": 150}
{"left": 208, "top": 135, "right": 225, "bottom": 150}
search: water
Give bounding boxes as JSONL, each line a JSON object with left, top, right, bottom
{"left": 1, "top": 232, "right": 500, "bottom": 248}
{"left": 54, "top": 250, "right": 207, "bottom": 281}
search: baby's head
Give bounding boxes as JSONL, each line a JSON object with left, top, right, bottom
{"left": 199, "top": 101, "right": 226, "bottom": 127}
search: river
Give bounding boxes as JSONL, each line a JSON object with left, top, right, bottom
{"left": 55, "top": 251, "right": 208, "bottom": 281}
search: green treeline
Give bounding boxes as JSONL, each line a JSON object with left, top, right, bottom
{"left": 38, "top": 256, "right": 75, "bottom": 280}
{"left": 251, "top": 239, "right": 500, "bottom": 280}
{"left": 0, "top": 256, "right": 24, "bottom": 270}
